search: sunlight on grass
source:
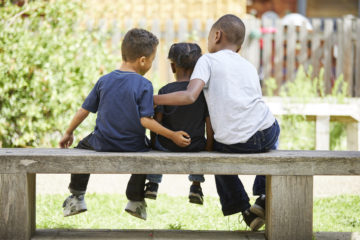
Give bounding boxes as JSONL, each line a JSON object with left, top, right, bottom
{"left": 37, "top": 194, "right": 360, "bottom": 232}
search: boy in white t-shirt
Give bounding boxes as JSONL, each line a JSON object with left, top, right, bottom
{"left": 154, "top": 14, "right": 280, "bottom": 231}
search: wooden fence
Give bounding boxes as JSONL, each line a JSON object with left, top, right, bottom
{"left": 83, "top": 17, "right": 360, "bottom": 96}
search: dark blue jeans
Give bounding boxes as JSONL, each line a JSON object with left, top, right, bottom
{"left": 214, "top": 120, "right": 280, "bottom": 216}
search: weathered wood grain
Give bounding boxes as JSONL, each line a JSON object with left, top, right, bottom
{"left": 32, "top": 229, "right": 266, "bottom": 240}
{"left": 30, "top": 230, "right": 360, "bottom": 240}
{"left": 1, "top": 149, "right": 360, "bottom": 175}
{"left": 311, "top": 19, "right": 321, "bottom": 79}
{"left": 316, "top": 116, "right": 330, "bottom": 150}
{"left": 336, "top": 19, "right": 344, "bottom": 80}
{"left": 265, "top": 176, "right": 313, "bottom": 240}
{"left": 298, "top": 21, "right": 308, "bottom": 70}
{"left": 262, "top": 18, "right": 273, "bottom": 81}
{"left": 242, "top": 19, "right": 260, "bottom": 70}
{"left": 286, "top": 23, "right": 296, "bottom": 82}
{"left": 0, "top": 173, "right": 35, "bottom": 240}
{"left": 274, "top": 19, "right": 284, "bottom": 92}
{"left": 2, "top": 149, "right": 360, "bottom": 240}
{"left": 347, "top": 122, "right": 360, "bottom": 151}
{"left": 342, "top": 18, "right": 354, "bottom": 96}
{"left": 355, "top": 19, "right": 360, "bottom": 97}
{"left": 323, "top": 19, "right": 334, "bottom": 94}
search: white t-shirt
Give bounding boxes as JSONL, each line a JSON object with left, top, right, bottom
{"left": 191, "top": 49, "right": 275, "bottom": 144}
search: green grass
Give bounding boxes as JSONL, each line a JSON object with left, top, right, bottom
{"left": 36, "top": 194, "right": 360, "bottom": 231}
{"left": 314, "top": 195, "right": 360, "bottom": 232}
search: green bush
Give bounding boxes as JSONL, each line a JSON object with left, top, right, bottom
{"left": 0, "top": 0, "right": 121, "bottom": 147}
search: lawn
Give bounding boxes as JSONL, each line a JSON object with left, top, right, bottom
{"left": 36, "top": 194, "right": 360, "bottom": 232}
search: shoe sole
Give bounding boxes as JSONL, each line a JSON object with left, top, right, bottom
{"left": 64, "top": 208, "right": 87, "bottom": 217}
{"left": 144, "top": 193, "right": 157, "bottom": 200}
{"left": 250, "top": 217, "right": 265, "bottom": 231}
{"left": 125, "top": 209, "right": 146, "bottom": 220}
{"left": 250, "top": 204, "right": 265, "bottom": 219}
{"left": 189, "top": 195, "right": 203, "bottom": 205}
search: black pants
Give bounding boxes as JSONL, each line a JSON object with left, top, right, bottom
{"left": 68, "top": 134, "right": 93, "bottom": 195}
{"left": 69, "top": 134, "right": 146, "bottom": 201}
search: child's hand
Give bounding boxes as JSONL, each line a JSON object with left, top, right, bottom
{"left": 59, "top": 132, "right": 74, "bottom": 148}
{"left": 171, "top": 131, "right": 191, "bottom": 147}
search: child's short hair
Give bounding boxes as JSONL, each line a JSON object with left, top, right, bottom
{"left": 168, "top": 43, "right": 202, "bottom": 70}
{"left": 212, "top": 14, "right": 246, "bottom": 48}
{"left": 121, "top": 28, "right": 159, "bottom": 62}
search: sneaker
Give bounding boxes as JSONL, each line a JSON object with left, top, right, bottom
{"left": 125, "top": 200, "right": 147, "bottom": 220}
{"left": 250, "top": 194, "right": 265, "bottom": 219}
{"left": 62, "top": 194, "right": 87, "bottom": 217}
{"left": 188, "top": 184, "right": 204, "bottom": 205}
{"left": 242, "top": 209, "right": 265, "bottom": 231}
{"left": 144, "top": 182, "right": 159, "bottom": 200}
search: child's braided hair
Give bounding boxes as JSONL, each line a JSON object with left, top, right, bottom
{"left": 168, "top": 43, "right": 202, "bottom": 70}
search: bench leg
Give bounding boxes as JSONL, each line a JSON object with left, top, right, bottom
{"left": 0, "top": 173, "right": 36, "bottom": 240}
{"left": 316, "top": 115, "right": 330, "bottom": 150}
{"left": 346, "top": 122, "right": 360, "bottom": 150}
{"left": 265, "top": 175, "right": 313, "bottom": 240}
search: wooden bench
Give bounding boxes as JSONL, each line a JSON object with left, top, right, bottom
{"left": 265, "top": 97, "right": 360, "bottom": 150}
{"left": 1, "top": 148, "right": 360, "bottom": 240}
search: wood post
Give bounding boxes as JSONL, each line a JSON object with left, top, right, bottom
{"left": 298, "top": 21, "right": 308, "bottom": 70}
{"left": 265, "top": 175, "right": 313, "bottom": 240}
{"left": 315, "top": 115, "right": 330, "bottom": 150}
{"left": 355, "top": 19, "right": 360, "bottom": 97}
{"left": 347, "top": 122, "right": 360, "bottom": 151}
{"left": 286, "top": 23, "right": 296, "bottom": 82}
{"left": 262, "top": 18, "right": 273, "bottom": 81}
{"left": 342, "top": 18, "right": 354, "bottom": 96}
{"left": 323, "top": 19, "right": 334, "bottom": 95}
{"left": 311, "top": 19, "right": 321, "bottom": 79}
{"left": 274, "top": 19, "right": 284, "bottom": 92}
{"left": 0, "top": 173, "right": 36, "bottom": 240}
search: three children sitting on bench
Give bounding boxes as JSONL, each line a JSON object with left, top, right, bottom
{"left": 59, "top": 14, "right": 280, "bottom": 231}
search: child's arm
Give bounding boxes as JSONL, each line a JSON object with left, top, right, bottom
{"left": 150, "top": 112, "right": 163, "bottom": 148}
{"left": 154, "top": 79, "right": 205, "bottom": 106}
{"left": 59, "top": 107, "right": 89, "bottom": 148}
{"left": 141, "top": 116, "right": 190, "bottom": 147}
{"left": 205, "top": 116, "right": 214, "bottom": 151}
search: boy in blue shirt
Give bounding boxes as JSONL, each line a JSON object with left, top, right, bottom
{"left": 154, "top": 15, "right": 280, "bottom": 231}
{"left": 59, "top": 28, "right": 190, "bottom": 219}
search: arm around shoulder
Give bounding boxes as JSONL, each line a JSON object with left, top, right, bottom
{"left": 153, "top": 79, "right": 205, "bottom": 106}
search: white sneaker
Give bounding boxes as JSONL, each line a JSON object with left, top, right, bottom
{"left": 124, "top": 200, "right": 147, "bottom": 220}
{"left": 62, "top": 194, "right": 87, "bottom": 217}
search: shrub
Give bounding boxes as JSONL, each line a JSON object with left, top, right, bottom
{"left": 0, "top": 0, "right": 121, "bottom": 147}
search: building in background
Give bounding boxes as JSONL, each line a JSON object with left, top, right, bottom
{"left": 247, "top": 0, "right": 360, "bottom": 18}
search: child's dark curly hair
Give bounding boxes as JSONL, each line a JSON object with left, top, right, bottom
{"left": 121, "top": 28, "right": 159, "bottom": 62}
{"left": 168, "top": 43, "right": 202, "bottom": 70}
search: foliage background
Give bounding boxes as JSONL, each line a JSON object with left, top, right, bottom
{"left": 0, "top": 0, "right": 120, "bottom": 147}
{"left": 0, "top": 0, "right": 348, "bottom": 150}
